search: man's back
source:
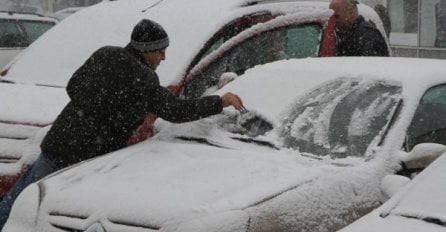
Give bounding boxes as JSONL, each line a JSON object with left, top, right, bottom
{"left": 335, "top": 16, "right": 389, "bottom": 56}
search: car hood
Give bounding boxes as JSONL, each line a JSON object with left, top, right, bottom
{"left": 0, "top": 83, "right": 67, "bottom": 125}
{"left": 39, "top": 132, "right": 343, "bottom": 228}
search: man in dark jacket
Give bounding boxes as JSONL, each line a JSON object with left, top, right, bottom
{"left": 330, "top": 0, "right": 390, "bottom": 56}
{"left": 0, "top": 19, "right": 243, "bottom": 227}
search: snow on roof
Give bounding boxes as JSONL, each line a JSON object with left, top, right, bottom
{"left": 3, "top": 0, "right": 335, "bottom": 87}
{"left": 2, "top": 0, "right": 247, "bottom": 86}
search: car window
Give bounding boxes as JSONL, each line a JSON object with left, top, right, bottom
{"left": 0, "top": 20, "right": 27, "bottom": 47}
{"left": 20, "top": 21, "right": 54, "bottom": 42}
{"left": 279, "top": 78, "right": 401, "bottom": 158}
{"left": 186, "top": 12, "right": 273, "bottom": 74}
{"left": 183, "top": 23, "right": 322, "bottom": 98}
{"left": 405, "top": 84, "right": 446, "bottom": 150}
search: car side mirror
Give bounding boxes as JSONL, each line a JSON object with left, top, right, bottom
{"left": 403, "top": 143, "right": 446, "bottom": 170}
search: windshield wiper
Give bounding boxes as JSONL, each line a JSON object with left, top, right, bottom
{"left": 0, "top": 78, "right": 14, "bottom": 84}
{"left": 424, "top": 217, "right": 446, "bottom": 227}
{"left": 396, "top": 215, "right": 446, "bottom": 227}
{"left": 175, "top": 136, "right": 226, "bottom": 148}
{"left": 230, "top": 137, "right": 279, "bottom": 150}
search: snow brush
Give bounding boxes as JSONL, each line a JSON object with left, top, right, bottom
{"left": 238, "top": 106, "right": 274, "bottom": 137}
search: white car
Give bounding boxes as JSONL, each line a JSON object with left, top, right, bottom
{"left": 0, "top": 0, "right": 388, "bottom": 198}
{"left": 4, "top": 57, "right": 446, "bottom": 232}
{"left": 340, "top": 144, "right": 446, "bottom": 232}
{"left": 0, "top": 11, "right": 57, "bottom": 69}
{"left": 50, "top": 7, "right": 85, "bottom": 21}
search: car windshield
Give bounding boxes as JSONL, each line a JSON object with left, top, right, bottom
{"left": 278, "top": 78, "right": 402, "bottom": 158}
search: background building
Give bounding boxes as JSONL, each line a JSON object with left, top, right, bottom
{"left": 0, "top": 0, "right": 104, "bottom": 14}
{"left": 363, "top": 0, "right": 446, "bottom": 59}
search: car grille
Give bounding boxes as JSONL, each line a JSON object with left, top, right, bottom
{"left": 48, "top": 212, "right": 160, "bottom": 232}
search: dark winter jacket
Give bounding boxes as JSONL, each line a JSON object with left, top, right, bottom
{"left": 335, "top": 16, "right": 389, "bottom": 57}
{"left": 41, "top": 45, "right": 223, "bottom": 168}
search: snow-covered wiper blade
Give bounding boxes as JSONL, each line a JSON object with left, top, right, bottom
{"left": 391, "top": 214, "right": 446, "bottom": 227}
{"left": 230, "top": 137, "right": 279, "bottom": 150}
{"left": 423, "top": 217, "right": 446, "bottom": 227}
{"left": 0, "top": 78, "right": 14, "bottom": 84}
{"left": 175, "top": 136, "right": 227, "bottom": 149}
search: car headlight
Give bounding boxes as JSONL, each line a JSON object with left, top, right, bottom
{"left": 166, "top": 210, "right": 249, "bottom": 232}
{"left": 3, "top": 183, "right": 40, "bottom": 232}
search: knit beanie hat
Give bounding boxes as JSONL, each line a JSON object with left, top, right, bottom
{"left": 130, "top": 19, "right": 169, "bottom": 52}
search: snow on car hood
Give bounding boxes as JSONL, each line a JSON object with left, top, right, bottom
{"left": 39, "top": 136, "right": 342, "bottom": 228}
{"left": 0, "top": 83, "right": 67, "bottom": 125}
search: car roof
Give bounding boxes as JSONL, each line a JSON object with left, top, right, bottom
{"left": 1, "top": 0, "right": 381, "bottom": 88}
{"left": 0, "top": 11, "right": 58, "bottom": 22}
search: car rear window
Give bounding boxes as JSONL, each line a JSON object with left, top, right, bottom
{"left": 0, "top": 20, "right": 26, "bottom": 47}
{"left": 0, "top": 19, "right": 55, "bottom": 48}
{"left": 21, "top": 21, "right": 54, "bottom": 42}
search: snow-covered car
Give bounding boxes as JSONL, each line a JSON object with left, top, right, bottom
{"left": 339, "top": 144, "right": 446, "bottom": 232}
{"left": 0, "top": 11, "right": 57, "bottom": 69}
{"left": 0, "top": 0, "right": 388, "bottom": 197}
{"left": 50, "top": 7, "right": 85, "bottom": 21}
{"left": 4, "top": 57, "right": 446, "bottom": 232}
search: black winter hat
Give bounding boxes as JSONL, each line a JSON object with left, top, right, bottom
{"left": 130, "top": 19, "right": 169, "bottom": 52}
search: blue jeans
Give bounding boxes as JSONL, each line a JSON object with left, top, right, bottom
{"left": 0, "top": 154, "right": 60, "bottom": 229}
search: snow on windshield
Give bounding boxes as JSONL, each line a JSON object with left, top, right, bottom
{"left": 277, "top": 78, "right": 401, "bottom": 158}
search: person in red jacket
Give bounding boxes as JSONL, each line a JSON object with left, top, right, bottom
{"left": 0, "top": 19, "right": 244, "bottom": 228}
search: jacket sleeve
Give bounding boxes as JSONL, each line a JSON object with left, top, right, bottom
{"left": 148, "top": 85, "right": 223, "bottom": 123}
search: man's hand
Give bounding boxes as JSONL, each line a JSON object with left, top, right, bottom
{"left": 221, "top": 92, "right": 244, "bottom": 111}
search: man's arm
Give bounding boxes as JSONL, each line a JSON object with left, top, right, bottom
{"left": 148, "top": 86, "right": 242, "bottom": 123}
